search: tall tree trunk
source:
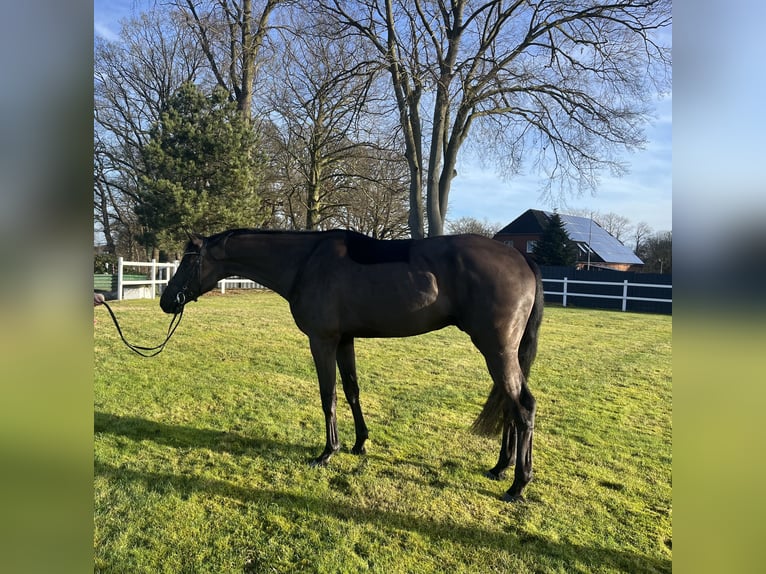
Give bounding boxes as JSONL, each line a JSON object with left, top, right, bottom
{"left": 306, "top": 179, "right": 321, "bottom": 230}
{"left": 239, "top": 0, "right": 254, "bottom": 116}
{"left": 426, "top": 1, "right": 463, "bottom": 237}
{"left": 95, "top": 180, "right": 117, "bottom": 254}
{"left": 403, "top": 118, "right": 424, "bottom": 238}
{"left": 434, "top": 102, "right": 471, "bottom": 237}
{"left": 426, "top": 96, "right": 447, "bottom": 237}
{"left": 182, "top": 0, "right": 278, "bottom": 120}
{"left": 407, "top": 165, "right": 424, "bottom": 239}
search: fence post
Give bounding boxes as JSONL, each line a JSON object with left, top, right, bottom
{"left": 117, "top": 256, "right": 124, "bottom": 301}
{"left": 622, "top": 280, "right": 629, "bottom": 312}
{"left": 562, "top": 277, "right": 568, "bottom": 307}
{"left": 220, "top": 280, "right": 226, "bottom": 295}
{"left": 165, "top": 261, "right": 179, "bottom": 297}
{"left": 150, "top": 258, "right": 157, "bottom": 299}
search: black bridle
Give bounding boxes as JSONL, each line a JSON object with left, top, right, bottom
{"left": 174, "top": 248, "right": 204, "bottom": 307}
{"left": 99, "top": 246, "right": 204, "bottom": 358}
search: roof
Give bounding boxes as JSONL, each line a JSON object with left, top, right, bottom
{"left": 495, "top": 209, "right": 643, "bottom": 265}
{"left": 495, "top": 209, "right": 549, "bottom": 235}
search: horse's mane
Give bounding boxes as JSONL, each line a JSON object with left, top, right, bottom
{"left": 199, "top": 228, "right": 412, "bottom": 265}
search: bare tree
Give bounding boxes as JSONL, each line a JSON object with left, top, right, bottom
{"left": 445, "top": 216, "right": 502, "bottom": 237}
{"left": 252, "top": 118, "right": 301, "bottom": 228}
{"left": 632, "top": 220, "right": 653, "bottom": 253}
{"left": 328, "top": 146, "right": 411, "bottom": 238}
{"left": 177, "top": 0, "right": 281, "bottom": 118}
{"left": 594, "top": 212, "right": 632, "bottom": 242}
{"left": 94, "top": 8, "right": 207, "bottom": 256}
{"left": 94, "top": 144, "right": 117, "bottom": 255}
{"left": 320, "top": 0, "right": 671, "bottom": 238}
{"left": 637, "top": 230, "right": 671, "bottom": 273}
{"left": 265, "top": 9, "right": 395, "bottom": 230}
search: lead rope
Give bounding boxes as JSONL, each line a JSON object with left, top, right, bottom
{"left": 101, "top": 300, "right": 184, "bottom": 357}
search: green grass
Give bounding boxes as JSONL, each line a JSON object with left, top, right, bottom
{"left": 94, "top": 291, "right": 671, "bottom": 573}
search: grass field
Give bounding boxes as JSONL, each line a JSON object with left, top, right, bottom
{"left": 94, "top": 290, "right": 671, "bottom": 573}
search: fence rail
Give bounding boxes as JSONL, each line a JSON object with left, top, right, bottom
{"left": 110, "top": 257, "right": 263, "bottom": 300}
{"left": 542, "top": 277, "right": 672, "bottom": 312}
{"left": 218, "top": 278, "right": 263, "bottom": 293}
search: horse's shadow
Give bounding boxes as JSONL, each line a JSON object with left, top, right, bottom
{"left": 94, "top": 411, "right": 455, "bottom": 478}
{"left": 94, "top": 410, "right": 314, "bottom": 459}
{"left": 94, "top": 411, "right": 670, "bottom": 573}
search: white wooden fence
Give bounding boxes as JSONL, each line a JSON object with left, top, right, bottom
{"left": 115, "top": 257, "right": 262, "bottom": 300}
{"left": 542, "top": 277, "right": 672, "bottom": 312}
{"left": 116, "top": 258, "right": 178, "bottom": 300}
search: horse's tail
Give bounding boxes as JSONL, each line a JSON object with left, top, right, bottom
{"left": 518, "top": 254, "right": 544, "bottom": 381}
{"left": 472, "top": 254, "right": 544, "bottom": 436}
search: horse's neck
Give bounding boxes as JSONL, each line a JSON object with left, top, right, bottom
{"left": 218, "top": 232, "right": 323, "bottom": 298}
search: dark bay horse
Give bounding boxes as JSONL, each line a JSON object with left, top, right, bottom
{"left": 160, "top": 229, "right": 544, "bottom": 501}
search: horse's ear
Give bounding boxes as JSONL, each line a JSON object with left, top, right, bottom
{"left": 186, "top": 230, "right": 203, "bottom": 248}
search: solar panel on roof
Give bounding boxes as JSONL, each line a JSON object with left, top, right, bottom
{"left": 554, "top": 213, "right": 643, "bottom": 265}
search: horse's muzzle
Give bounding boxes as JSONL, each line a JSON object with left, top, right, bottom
{"left": 160, "top": 292, "right": 183, "bottom": 314}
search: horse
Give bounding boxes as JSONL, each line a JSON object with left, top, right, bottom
{"left": 160, "top": 228, "right": 544, "bottom": 502}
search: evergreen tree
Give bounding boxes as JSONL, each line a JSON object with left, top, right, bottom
{"left": 532, "top": 213, "right": 579, "bottom": 266}
{"left": 137, "top": 83, "right": 264, "bottom": 253}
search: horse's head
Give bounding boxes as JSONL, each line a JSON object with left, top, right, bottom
{"left": 160, "top": 234, "right": 221, "bottom": 314}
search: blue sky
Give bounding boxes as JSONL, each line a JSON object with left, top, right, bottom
{"left": 450, "top": 92, "right": 672, "bottom": 232}
{"left": 95, "top": 0, "right": 672, "bottom": 233}
{"left": 94, "top": 0, "right": 136, "bottom": 42}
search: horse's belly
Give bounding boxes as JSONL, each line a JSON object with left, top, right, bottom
{"left": 342, "top": 271, "right": 451, "bottom": 337}
{"left": 347, "top": 307, "right": 452, "bottom": 337}
{"left": 346, "top": 312, "right": 453, "bottom": 338}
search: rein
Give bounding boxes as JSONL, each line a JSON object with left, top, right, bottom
{"left": 100, "top": 245, "right": 203, "bottom": 357}
{"left": 101, "top": 300, "right": 184, "bottom": 358}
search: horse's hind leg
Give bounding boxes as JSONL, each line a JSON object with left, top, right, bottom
{"left": 479, "top": 347, "right": 536, "bottom": 501}
{"left": 486, "top": 420, "right": 517, "bottom": 480}
{"left": 337, "top": 337, "right": 369, "bottom": 455}
{"left": 503, "top": 381, "right": 536, "bottom": 502}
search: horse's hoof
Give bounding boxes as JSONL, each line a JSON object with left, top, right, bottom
{"left": 502, "top": 492, "right": 525, "bottom": 503}
{"left": 309, "top": 456, "right": 330, "bottom": 468}
{"left": 309, "top": 446, "right": 340, "bottom": 467}
{"left": 485, "top": 470, "right": 506, "bottom": 481}
{"left": 351, "top": 445, "right": 366, "bottom": 455}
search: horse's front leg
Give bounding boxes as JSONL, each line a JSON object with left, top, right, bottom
{"left": 308, "top": 337, "right": 341, "bottom": 467}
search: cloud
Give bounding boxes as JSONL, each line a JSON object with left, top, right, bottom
{"left": 94, "top": 21, "right": 119, "bottom": 42}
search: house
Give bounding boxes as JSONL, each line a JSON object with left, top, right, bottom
{"left": 493, "top": 209, "right": 643, "bottom": 271}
